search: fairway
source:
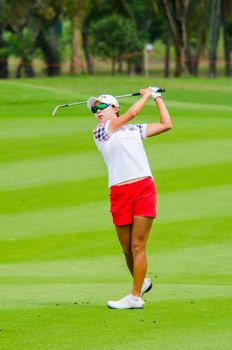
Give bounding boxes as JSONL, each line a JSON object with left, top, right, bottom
{"left": 0, "top": 76, "right": 232, "bottom": 350}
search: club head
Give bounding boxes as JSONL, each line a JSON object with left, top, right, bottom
{"left": 52, "top": 106, "right": 59, "bottom": 117}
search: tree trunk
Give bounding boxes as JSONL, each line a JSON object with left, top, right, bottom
{"left": 70, "top": 9, "right": 85, "bottom": 74}
{"left": 37, "top": 27, "right": 60, "bottom": 77}
{"left": 134, "top": 54, "right": 144, "bottom": 75}
{"left": 164, "top": 24, "right": 170, "bottom": 77}
{"left": 174, "top": 28, "right": 187, "bottom": 77}
{"left": 222, "top": 0, "right": 231, "bottom": 76}
{"left": 111, "top": 58, "right": 116, "bottom": 75}
{"left": 208, "top": 0, "right": 221, "bottom": 78}
{"left": 24, "top": 64, "right": 34, "bottom": 77}
{"left": 127, "top": 61, "right": 135, "bottom": 75}
{"left": 15, "top": 59, "right": 34, "bottom": 78}
{"left": 48, "top": 25, "right": 60, "bottom": 76}
{"left": 82, "top": 27, "right": 94, "bottom": 74}
{"left": 118, "top": 57, "right": 123, "bottom": 73}
{"left": 161, "top": 0, "right": 189, "bottom": 76}
{"left": 0, "top": 26, "right": 8, "bottom": 78}
{"left": 192, "top": 16, "right": 206, "bottom": 76}
{"left": 186, "top": 0, "right": 208, "bottom": 76}
{"left": 0, "top": 58, "right": 8, "bottom": 78}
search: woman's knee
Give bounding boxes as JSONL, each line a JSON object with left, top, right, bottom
{"left": 131, "top": 241, "right": 146, "bottom": 255}
{"left": 122, "top": 247, "right": 132, "bottom": 256}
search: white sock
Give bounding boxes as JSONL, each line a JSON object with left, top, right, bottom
{"left": 129, "top": 293, "right": 140, "bottom": 301}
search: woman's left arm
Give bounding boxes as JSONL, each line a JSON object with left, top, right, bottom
{"left": 146, "top": 97, "right": 173, "bottom": 137}
{"left": 108, "top": 89, "right": 150, "bottom": 133}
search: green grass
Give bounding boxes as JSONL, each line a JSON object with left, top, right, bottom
{"left": 0, "top": 76, "right": 232, "bottom": 350}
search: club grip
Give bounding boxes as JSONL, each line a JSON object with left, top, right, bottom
{"left": 132, "top": 88, "right": 165, "bottom": 96}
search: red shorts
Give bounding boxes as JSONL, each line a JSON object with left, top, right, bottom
{"left": 110, "top": 177, "right": 156, "bottom": 226}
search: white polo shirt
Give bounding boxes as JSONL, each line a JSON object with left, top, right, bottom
{"left": 93, "top": 120, "right": 152, "bottom": 188}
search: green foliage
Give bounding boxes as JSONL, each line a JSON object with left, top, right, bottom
{"left": 0, "top": 0, "right": 10, "bottom": 23}
{"left": 6, "top": 29, "right": 35, "bottom": 62}
{"left": 0, "top": 31, "right": 11, "bottom": 58}
{"left": 0, "top": 0, "right": 231, "bottom": 77}
{"left": 63, "top": 0, "right": 92, "bottom": 17}
{"left": 227, "top": 15, "right": 232, "bottom": 37}
{"left": 89, "top": 14, "right": 143, "bottom": 60}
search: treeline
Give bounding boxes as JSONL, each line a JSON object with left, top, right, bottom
{"left": 0, "top": 0, "right": 231, "bottom": 78}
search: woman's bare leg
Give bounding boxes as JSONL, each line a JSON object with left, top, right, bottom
{"left": 115, "top": 224, "right": 133, "bottom": 276}
{"left": 131, "top": 216, "right": 153, "bottom": 296}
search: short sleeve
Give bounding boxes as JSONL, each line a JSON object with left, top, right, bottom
{"left": 136, "top": 124, "right": 147, "bottom": 139}
{"left": 93, "top": 120, "right": 112, "bottom": 142}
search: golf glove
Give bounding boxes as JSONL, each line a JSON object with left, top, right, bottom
{"left": 149, "top": 86, "right": 161, "bottom": 100}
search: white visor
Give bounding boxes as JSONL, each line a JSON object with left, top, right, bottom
{"left": 87, "top": 94, "right": 119, "bottom": 110}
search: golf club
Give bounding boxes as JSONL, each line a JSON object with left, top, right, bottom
{"left": 52, "top": 88, "right": 165, "bottom": 117}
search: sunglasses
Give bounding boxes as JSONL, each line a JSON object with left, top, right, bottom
{"left": 91, "top": 103, "right": 110, "bottom": 114}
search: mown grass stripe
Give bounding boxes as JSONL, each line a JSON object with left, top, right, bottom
{"left": 0, "top": 283, "right": 231, "bottom": 307}
{"left": 0, "top": 216, "right": 231, "bottom": 263}
{"left": 0, "top": 151, "right": 105, "bottom": 191}
{"left": 167, "top": 100, "right": 232, "bottom": 111}
{"left": 0, "top": 184, "right": 231, "bottom": 240}
{"left": 0, "top": 138, "right": 231, "bottom": 191}
{"left": 0, "top": 248, "right": 231, "bottom": 286}
{"left": 0, "top": 118, "right": 93, "bottom": 140}
{"left": 0, "top": 161, "right": 231, "bottom": 215}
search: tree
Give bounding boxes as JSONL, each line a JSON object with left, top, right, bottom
{"left": 161, "top": 0, "right": 190, "bottom": 76}
{"left": 36, "top": 24, "right": 61, "bottom": 77}
{"left": 185, "top": 0, "right": 209, "bottom": 76}
{"left": 208, "top": 0, "right": 221, "bottom": 77}
{"left": 4, "top": 0, "right": 36, "bottom": 77}
{"left": 34, "top": 0, "right": 62, "bottom": 76}
{"left": 8, "top": 27, "right": 35, "bottom": 78}
{"left": 64, "top": 0, "right": 92, "bottom": 74}
{"left": 163, "top": 22, "right": 171, "bottom": 77}
{"left": 82, "top": 22, "right": 94, "bottom": 74}
{"left": 89, "top": 14, "right": 144, "bottom": 75}
{"left": 0, "top": 30, "right": 8, "bottom": 78}
{"left": 147, "top": 0, "right": 171, "bottom": 76}
{"left": 0, "top": 0, "right": 63, "bottom": 78}
{"left": 0, "top": 0, "right": 10, "bottom": 78}
{"left": 88, "top": 0, "right": 163, "bottom": 75}
{"left": 222, "top": 0, "right": 231, "bottom": 76}
{"left": 0, "top": 0, "right": 32, "bottom": 78}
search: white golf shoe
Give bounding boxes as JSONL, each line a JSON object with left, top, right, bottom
{"left": 107, "top": 293, "right": 144, "bottom": 309}
{"left": 141, "top": 278, "right": 153, "bottom": 297}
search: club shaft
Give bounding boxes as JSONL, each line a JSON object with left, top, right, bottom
{"left": 52, "top": 88, "right": 165, "bottom": 116}
{"left": 116, "top": 89, "right": 165, "bottom": 99}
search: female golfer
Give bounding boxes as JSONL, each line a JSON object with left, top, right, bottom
{"left": 87, "top": 87, "right": 172, "bottom": 309}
